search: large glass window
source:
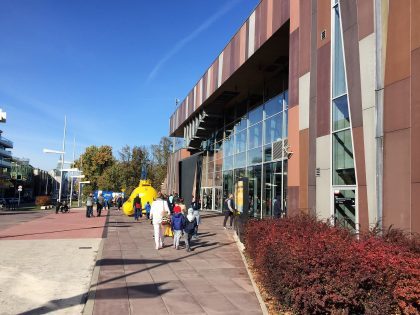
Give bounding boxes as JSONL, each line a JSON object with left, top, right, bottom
{"left": 333, "top": 95, "right": 350, "bottom": 131}
{"left": 249, "top": 106, "right": 263, "bottom": 126}
{"left": 332, "top": 129, "right": 356, "bottom": 185}
{"left": 218, "top": 91, "right": 288, "bottom": 215}
{"left": 333, "top": 4, "right": 346, "bottom": 98}
{"left": 235, "top": 130, "right": 247, "bottom": 153}
{"left": 249, "top": 123, "right": 262, "bottom": 149}
{"left": 264, "top": 95, "right": 282, "bottom": 118}
{"left": 265, "top": 113, "right": 283, "bottom": 145}
{"left": 331, "top": 1, "right": 356, "bottom": 230}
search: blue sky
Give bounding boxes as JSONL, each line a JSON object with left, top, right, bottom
{"left": 0, "top": 0, "right": 259, "bottom": 170}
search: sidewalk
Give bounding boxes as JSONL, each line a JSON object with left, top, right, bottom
{"left": 88, "top": 210, "right": 263, "bottom": 315}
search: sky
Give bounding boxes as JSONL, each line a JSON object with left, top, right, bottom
{"left": 0, "top": 0, "right": 259, "bottom": 170}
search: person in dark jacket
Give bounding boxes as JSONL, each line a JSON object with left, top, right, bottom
{"left": 223, "top": 194, "right": 236, "bottom": 229}
{"left": 97, "top": 193, "right": 105, "bottom": 217}
{"left": 171, "top": 205, "right": 185, "bottom": 250}
{"left": 133, "top": 194, "right": 142, "bottom": 221}
{"left": 273, "top": 195, "right": 281, "bottom": 218}
{"left": 184, "top": 208, "right": 197, "bottom": 252}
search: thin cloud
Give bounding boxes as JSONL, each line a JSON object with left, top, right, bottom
{"left": 146, "top": 0, "right": 241, "bottom": 82}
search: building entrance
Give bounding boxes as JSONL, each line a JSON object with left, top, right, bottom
{"left": 200, "top": 186, "right": 223, "bottom": 211}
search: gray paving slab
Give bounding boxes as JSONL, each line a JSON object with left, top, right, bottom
{"left": 89, "top": 210, "right": 263, "bottom": 315}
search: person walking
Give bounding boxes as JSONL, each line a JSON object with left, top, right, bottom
{"left": 86, "top": 193, "right": 94, "bottom": 218}
{"left": 167, "top": 193, "right": 174, "bottom": 214}
{"left": 191, "top": 195, "right": 201, "bottom": 239}
{"left": 97, "top": 193, "right": 104, "bottom": 217}
{"left": 145, "top": 201, "right": 151, "bottom": 219}
{"left": 184, "top": 208, "right": 198, "bottom": 252}
{"left": 171, "top": 205, "right": 185, "bottom": 250}
{"left": 133, "top": 194, "right": 142, "bottom": 221}
{"left": 223, "top": 194, "right": 236, "bottom": 229}
{"left": 150, "top": 193, "right": 170, "bottom": 250}
{"left": 117, "top": 195, "right": 123, "bottom": 211}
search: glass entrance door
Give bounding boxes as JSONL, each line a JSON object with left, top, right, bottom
{"left": 333, "top": 188, "right": 356, "bottom": 231}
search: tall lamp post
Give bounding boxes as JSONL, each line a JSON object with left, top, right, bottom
{"left": 43, "top": 116, "right": 67, "bottom": 203}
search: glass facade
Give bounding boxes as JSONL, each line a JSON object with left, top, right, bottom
{"left": 217, "top": 91, "right": 289, "bottom": 217}
{"left": 331, "top": 1, "right": 356, "bottom": 230}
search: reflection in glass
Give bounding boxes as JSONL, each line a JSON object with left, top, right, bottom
{"left": 248, "top": 147, "right": 262, "bottom": 165}
{"left": 333, "top": 129, "right": 356, "bottom": 185}
{"left": 263, "top": 145, "right": 272, "bottom": 162}
{"left": 223, "top": 170, "right": 233, "bottom": 199}
{"left": 235, "top": 130, "right": 247, "bottom": 153}
{"left": 249, "top": 123, "right": 262, "bottom": 149}
{"left": 333, "top": 95, "right": 350, "bottom": 131}
{"left": 264, "top": 95, "right": 282, "bottom": 118}
{"left": 334, "top": 189, "right": 356, "bottom": 230}
{"left": 235, "top": 116, "right": 247, "bottom": 133}
{"left": 223, "top": 155, "right": 233, "bottom": 171}
{"left": 248, "top": 105, "right": 263, "bottom": 126}
{"left": 333, "top": 5, "right": 346, "bottom": 98}
{"left": 234, "top": 152, "right": 246, "bottom": 169}
{"left": 265, "top": 113, "right": 283, "bottom": 145}
{"left": 247, "top": 165, "right": 261, "bottom": 218}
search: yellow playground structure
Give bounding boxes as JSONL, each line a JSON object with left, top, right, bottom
{"left": 122, "top": 179, "right": 158, "bottom": 216}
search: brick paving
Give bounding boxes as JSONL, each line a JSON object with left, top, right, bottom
{"left": 0, "top": 208, "right": 106, "bottom": 240}
{"left": 90, "top": 210, "right": 263, "bottom": 315}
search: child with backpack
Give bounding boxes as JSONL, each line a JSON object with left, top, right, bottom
{"left": 171, "top": 205, "right": 185, "bottom": 250}
{"left": 184, "top": 208, "right": 198, "bottom": 252}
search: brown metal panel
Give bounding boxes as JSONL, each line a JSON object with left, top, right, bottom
{"left": 342, "top": 24, "right": 363, "bottom": 128}
{"left": 202, "top": 72, "right": 208, "bottom": 102}
{"left": 357, "top": 185, "right": 369, "bottom": 231}
{"left": 211, "top": 60, "right": 219, "bottom": 94}
{"left": 383, "top": 129, "right": 411, "bottom": 231}
{"left": 412, "top": 183, "right": 420, "bottom": 233}
{"left": 308, "top": 0, "right": 318, "bottom": 191}
{"left": 340, "top": 0, "right": 357, "bottom": 32}
{"left": 384, "top": 78, "right": 411, "bottom": 133}
{"left": 245, "top": 20, "right": 250, "bottom": 61}
{"left": 316, "top": 42, "right": 331, "bottom": 137}
{"left": 384, "top": 1, "right": 410, "bottom": 86}
{"left": 239, "top": 24, "right": 247, "bottom": 66}
{"left": 254, "top": 3, "right": 262, "bottom": 51}
{"left": 188, "top": 91, "right": 194, "bottom": 116}
{"left": 288, "top": 106, "right": 300, "bottom": 187}
{"left": 260, "top": 0, "right": 268, "bottom": 45}
{"left": 223, "top": 42, "right": 232, "bottom": 84}
{"left": 287, "top": 186, "right": 300, "bottom": 216}
{"left": 290, "top": 0, "right": 300, "bottom": 33}
{"left": 299, "top": 0, "right": 311, "bottom": 76}
{"left": 317, "top": 0, "right": 331, "bottom": 48}
{"left": 357, "top": 0, "right": 374, "bottom": 40}
{"left": 289, "top": 29, "right": 299, "bottom": 108}
{"left": 299, "top": 129, "right": 309, "bottom": 212}
{"left": 266, "top": 0, "right": 273, "bottom": 38}
{"left": 273, "top": 0, "right": 290, "bottom": 32}
{"left": 413, "top": 0, "right": 420, "bottom": 51}
{"left": 353, "top": 126, "right": 367, "bottom": 186}
{"left": 412, "top": 48, "right": 420, "bottom": 183}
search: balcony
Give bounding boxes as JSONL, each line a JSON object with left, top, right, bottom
{"left": 0, "top": 159, "right": 11, "bottom": 168}
{"left": 0, "top": 136, "right": 13, "bottom": 149}
{"left": 0, "top": 148, "right": 12, "bottom": 158}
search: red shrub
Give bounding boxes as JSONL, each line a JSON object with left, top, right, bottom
{"left": 244, "top": 215, "right": 420, "bottom": 314}
{"left": 35, "top": 195, "right": 51, "bottom": 206}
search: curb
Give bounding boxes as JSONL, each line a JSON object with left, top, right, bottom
{"left": 82, "top": 211, "right": 110, "bottom": 315}
{"left": 232, "top": 232, "right": 269, "bottom": 315}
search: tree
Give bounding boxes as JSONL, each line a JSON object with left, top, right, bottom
{"left": 148, "top": 137, "right": 171, "bottom": 191}
{"left": 118, "top": 145, "right": 149, "bottom": 196}
{"left": 74, "top": 145, "right": 115, "bottom": 195}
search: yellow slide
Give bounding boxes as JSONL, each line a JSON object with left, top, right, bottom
{"left": 122, "top": 180, "right": 158, "bottom": 216}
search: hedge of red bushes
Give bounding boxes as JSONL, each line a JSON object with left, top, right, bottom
{"left": 244, "top": 215, "right": 420, "bottom": 314}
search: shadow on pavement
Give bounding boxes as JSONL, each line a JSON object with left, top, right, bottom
{"left": 17, "top": 283, "right": 171, "bottom": 315}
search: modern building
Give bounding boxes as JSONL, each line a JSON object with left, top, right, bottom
{"left": 166, "top": 0, "right": 420, "bottom": 234}
{"left": 0, "top": 129, "right": 13, "bottom": 197}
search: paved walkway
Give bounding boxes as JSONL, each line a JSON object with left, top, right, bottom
{"left": 89, "top": 210, "right": 263, "bottom": 315}
{"left": 0, "top": 208, "right": 106, "bottom": 315}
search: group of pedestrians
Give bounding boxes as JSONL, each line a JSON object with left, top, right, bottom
{"left": 150, "top": 193, "right": 200, "bottom": 252}
{"left": 85, "top": 192, "right": 113, "bottom": 218}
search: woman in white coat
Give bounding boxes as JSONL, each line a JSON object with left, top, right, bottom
{"left": 150, "top": 193, "right": 171, "bottom": 250}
